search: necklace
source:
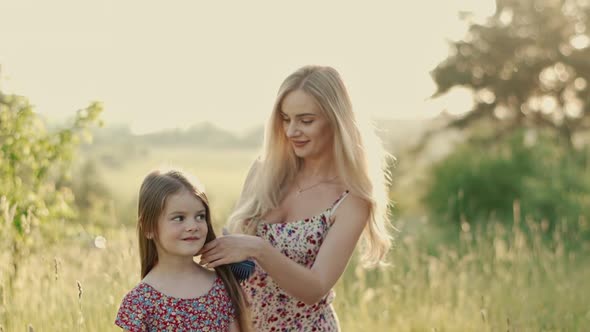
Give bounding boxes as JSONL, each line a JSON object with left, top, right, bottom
{"left": 295, "top": 175, "right": 338, "bottom": 195}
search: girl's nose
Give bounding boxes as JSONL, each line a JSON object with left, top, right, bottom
{"left": 185, "top": 219, "right": 199, "bottom": 232}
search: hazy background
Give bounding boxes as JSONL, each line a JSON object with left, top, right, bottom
{"left": 1, "top": 1, "right": 590, "bottom": 331}
{"left": 0, "top": 0, "right": 492, "bottom": 134}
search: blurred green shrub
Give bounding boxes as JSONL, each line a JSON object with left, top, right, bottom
{"left": 423, "top": 130, "right": 590, "bottom": 231}
{"left": 0, "top": 90, "right": 102, "bottom": 291}
{"left": 0, "top": 92, "right": 102, "bottom": 233}
{"left": 70, "top": 159, "right": 115, "bottom": 230}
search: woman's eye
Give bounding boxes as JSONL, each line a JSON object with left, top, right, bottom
{"left": 282, "top": 117, "right": 290, "bottom": 123}
{"left": 301, "top": 119, "right": 313, "bottom": 125}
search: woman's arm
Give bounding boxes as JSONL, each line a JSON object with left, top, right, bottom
{"left": 200, "top": 194, "right": 369, "bottom": 305}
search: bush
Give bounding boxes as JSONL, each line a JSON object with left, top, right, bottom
{"left": 0, "top": 89, "right": 102, "bottom": 294}
{"left": 423, "top": 130, "right": 590, "bottom": 230}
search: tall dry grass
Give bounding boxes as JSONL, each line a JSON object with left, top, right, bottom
{"left": 1, "top": 147, "right": 588, "bottom": 331}
{"left": 1, "top": 210, "right": 588, "bottom": 331}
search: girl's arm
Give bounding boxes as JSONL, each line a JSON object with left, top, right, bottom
{"left": 200, "top": 195, "right": 369, "bottom": 305}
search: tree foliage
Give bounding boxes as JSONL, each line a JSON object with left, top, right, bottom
{"left": 0, "top": 88, "right": 102, "bottom": 294}
{"left": 430, "top": 0, "right": 590, "bottom": 147}
{"left": 0, "top": 92, "right": 102, "bottom": 234}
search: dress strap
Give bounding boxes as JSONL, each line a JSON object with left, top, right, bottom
{"left": 328, "top": 190, "right": 350, "bottom": 220}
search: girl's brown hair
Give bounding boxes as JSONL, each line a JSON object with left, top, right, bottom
{"left": 137, "top": 169, "right": 251, "bottom": 331}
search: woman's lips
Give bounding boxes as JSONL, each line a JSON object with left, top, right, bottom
{"left": 292, "top": 140, "right": 309, "bottom": 148}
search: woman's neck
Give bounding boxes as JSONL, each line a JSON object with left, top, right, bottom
{"left": 299, "top": 156, "right": 336, "bottom": 179}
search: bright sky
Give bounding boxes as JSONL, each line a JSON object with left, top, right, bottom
{"left": 0, "top": 0, "right": 495, "bottom": 134}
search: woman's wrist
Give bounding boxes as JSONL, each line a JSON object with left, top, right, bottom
{"left": 249, "top": 235, "right": 267, "bottom": 261}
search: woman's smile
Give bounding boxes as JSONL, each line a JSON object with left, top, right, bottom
{"left": 291, "top": 140, "right": 309, "bottom": 148}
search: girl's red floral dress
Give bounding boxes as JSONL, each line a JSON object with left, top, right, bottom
{"left": 115, "top": 276, "right": 235, "bottom": 331}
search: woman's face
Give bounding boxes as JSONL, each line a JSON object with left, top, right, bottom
{"left": 279, "top": 89, "right": 333, "bottom": 159}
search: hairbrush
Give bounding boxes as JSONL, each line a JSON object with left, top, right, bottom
{"left": 220, "top": 228, "right": 256, "bottom": 282}
{"left": 228, "top": 259, "right": 255, "bottom": 282}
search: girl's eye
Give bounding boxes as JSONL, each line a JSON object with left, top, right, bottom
{"left": 172, "top": 216, "right": 184, "bottom": 222}
{"left": 196, "top": 214, "right": 206, "bottom": 221}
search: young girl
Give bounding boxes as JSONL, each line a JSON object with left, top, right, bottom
{"left": 115, "top": 169, "right": 251, "bottom": 332}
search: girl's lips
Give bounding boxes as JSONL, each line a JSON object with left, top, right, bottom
{"left": 182, "top": 237, "right": 200, "bottom": 241}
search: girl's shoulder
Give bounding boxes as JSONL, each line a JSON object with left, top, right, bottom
{"left": 115, "top": 283, "right": 158, "bottom": 331}
{"left": 202, "top": 273, "right": 230, "bottom": 300}
{"left": 119, "top": 282, "right": 161, "bottom": 308}
{"left": 123, "top": 282, "right": 154, "bottom": 299}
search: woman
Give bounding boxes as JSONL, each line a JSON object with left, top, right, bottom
{"left": 199, "top": 65, "right": 392, "bottom": 331}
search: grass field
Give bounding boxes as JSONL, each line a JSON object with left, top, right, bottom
{"left": 85, "top": 146, "right": 260, "bottom": 223}
{"left": 1, "top": 146, "right": 589, "bottom": 331}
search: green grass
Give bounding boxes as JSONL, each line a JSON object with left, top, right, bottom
{"left": 1, "top": 146, "right": 589, "bottom": 331}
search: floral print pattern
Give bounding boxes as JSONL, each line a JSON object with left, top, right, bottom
{"left": 115, "top": 276, "right": 235, "bottom": 331}
{"left": 242, "top": 191, "right": 349, "bottom": 331}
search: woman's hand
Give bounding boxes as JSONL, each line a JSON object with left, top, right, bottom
{"left": 198, "top": 234, "right": 264, "bottom": 268}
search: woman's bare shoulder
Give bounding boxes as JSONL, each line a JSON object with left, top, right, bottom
{"left": 332, "top": 191, "right": 370, "bottom": 224}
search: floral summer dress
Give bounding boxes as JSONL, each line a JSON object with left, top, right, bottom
{"left": 242, "top": 191, "right": 350, "bottom": 331}
{"left": 115, "top": 276, "right": 235, "bottom": 331}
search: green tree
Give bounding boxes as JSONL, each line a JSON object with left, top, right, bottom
{"left": 429, "top": 0, "right": 590, "bottom": 148}
{"left": 0, "top": 89, "right": 102, "bottom": 299}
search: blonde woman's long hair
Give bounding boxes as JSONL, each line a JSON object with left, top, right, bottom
{"left": 228, "top": 65, "right": 393, "bottom": 266}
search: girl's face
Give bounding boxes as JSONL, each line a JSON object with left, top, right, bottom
{"left": 152, "top": 189, "right": 208, "bottom": 259}
{"left": 280, "top": 89, "right": 334, "bottom": 159}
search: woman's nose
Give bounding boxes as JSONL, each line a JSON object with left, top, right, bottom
{"left": 286, "top": 122, "right": 300, "bottom": 137}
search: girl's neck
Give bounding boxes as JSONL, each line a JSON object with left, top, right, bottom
{"left": 150, "top": 256, "right": 201, "bottom": 277}
{"left": 143, "top": 258, "right": 216, "bottom": 299}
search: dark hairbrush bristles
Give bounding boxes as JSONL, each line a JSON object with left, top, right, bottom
{"left": 229, "top": 260, "right": 255, "bottom": 282}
